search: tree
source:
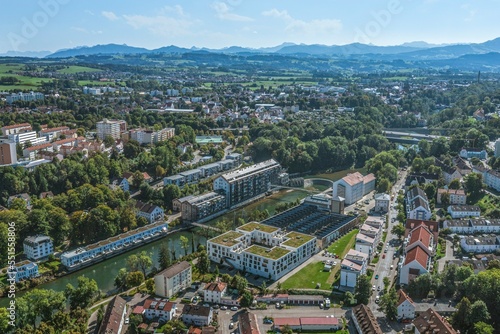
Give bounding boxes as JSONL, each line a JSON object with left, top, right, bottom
{"left": 96, "top": 304, "right": 105, "bottom": 327}
{"left": 180, "top": 235, "right": 190, "bottom": 256}
{"left": 391, "top": 223, "right": 406, "bottom": 239}
{"left": 103, "top": 135, "right": 115, "bottom": 148}
{"left": 114, "top": 268, "right": 128, "bottom": 290}
{"left": 126, "top": 271, "right": 145, "bottom": 288}
{"left": 158, "top": 242, "right": 172, "bottom": 270}
{"left": 376, "top": 178, "right": 391, "bottom": 193}
{"left": 355, "top": 275, "right": 371, "bottom": 305}
{"left": 231, "top": 274, "right": 248, "bottom": 293}
{"left": 380, "top": 287, "right": 398, "bottom": 320}
{"left": 65, "top": 276, "right": 100, "bottom": 310}
{"left": 240, "top": 291, "right": 254, "bottom": 307}
{"left": 16, "top": 289, "right": 66, "bottom": 329}
{"left": 452, "top": 297, "right": 472, "bottom": 331}
{"left": 470, "top": 300, "right": 490, "bottom": 325}
{"left": 0, "top": 308, "right": 10, "bottom": 333}
{"left": 343, "top": 291, "right": 355, "bottom": 306}
{"left": 464, "top": 172, "right": 483, "bottom": 201}
{"left": 127, "top": 251, "right": 152, "bottom": 278}
{"left": 197, "top": 250, "right": 210, "bottom": 274}
{"left": 440, "top": 192, "right": 450, "bottom": 207}
{"left": 449, "top": 178, "right": 461, "bottom": 190}
{"left": 145, "top": 278, "right": 155, "bottom": 294}
{"left": 260, "top": 281, "right": 268, "bottom": 295}
{"left": 132, "top": 170, "right": 145, "bottom": 189}
{"left": 473, "top": 322, "right": 494, "bottom": 334}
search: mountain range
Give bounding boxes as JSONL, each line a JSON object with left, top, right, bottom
{"left": 5, "top": 38, "right": 500, "bottom": 61}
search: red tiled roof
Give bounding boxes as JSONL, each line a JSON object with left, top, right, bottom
{"left": 341, "top": 172, "right": 364, "bottom": 186}
{"left": 413, "top": 308, "right": 458, "bottom": 334}
{"left": 363, "top": 173, "right": 376, "bottom": 183}
{"left": 143, "top": 298, "right": 174, "bottom": 312}
{"left": 204, "top": 282, "right": 227, "bottom": 292}
{"left": 397, "top": 289, "right": 415, "bottom": 307}
{"left": 404, "top": 245, "right": 429, "bottom": 268}
{"left": 409, "top": 225, "right": 432, "bottom": 248}
{"left": 2, "top": 123, "right": 31, "bottom": 130}
{"left": 40, "top": 126, "right": 69, "bottom": 133}
{"left": 25, "top": 143, "right": 52, "bottom": 152}
{"left": 273, "top": 318, "right": 301, "bottom": 326}
{"left": 132, "top": 306, "right": 144, "bottom": 314}
{"left": 300, "top": 317, "right": 339, "bottom": 325}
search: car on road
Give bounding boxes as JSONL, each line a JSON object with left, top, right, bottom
{"left": 229, "top": 322, "right": 234, "bottom": 329}
{"left": 375, "top": 274, "right": 379, "bottom": 279}
{"left": 390, "top": 265, "right": 394, "bottom": 270}
{"left": 125, "top": 318, "right": 129, "bottom": 325}
{"left": 375, "top": 296, "right": 380, "bottom": 303}
{"left": 263, "top": 318, "right": 273, "bottom": 324}
{"left": 384, "top": 248, "right": 388, "bottom": 253}
{"left": 372, "top": 285, "right": 376, "bottom": 291}
{"left": 231, "top": 306, "right": 238, "bottom": 311}
{"left": 377, "top": 286, "right": 381, "bottom": 291}
{"left": 220, "top": 306, "right": 227, "bottom": 310}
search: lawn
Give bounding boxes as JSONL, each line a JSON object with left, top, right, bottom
{"left": 57, "top": 65, "right": 102, "bottom": 74}
{"left": 281, "top": 261, "right": 333, "bottom": 290}
{"left": 327, "top": 229, "right": 359, "bottom": 257}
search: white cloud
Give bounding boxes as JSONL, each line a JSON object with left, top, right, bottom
{"left": 71, "top": 27, "right": 103, "bottom": 35}
{"left": 102, "top": 11, "right": 119, "bottom": 21}
{"left": 123, "top": 14, "right": 194, "bottom": 37}
{"left": 262, "top": 8, "right": 342, "bottom": 36}
{"left": 84, "top": 10, "right": 95, "bottom": 16}
{"left": 212, "top": 2, "right": 253, "bottom": 22}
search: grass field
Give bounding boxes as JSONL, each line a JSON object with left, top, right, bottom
{"left": 327, "top": 229, "right": 358, "bottom": 257}
{"left": 57, "top": 65, "right": 102, "bottom": 74}
{"left": 0, "top": 63, "right": 53, "bottom": 90}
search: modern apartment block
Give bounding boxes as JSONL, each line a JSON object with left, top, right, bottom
{"left": 405, "top": 187, "right": 431, "bottom": 220}
{"left": 332, "top": 172, "right": 376, "bottom": 205}
{"left": 8, "top": 130, "right": 47, "bottom": 146}
{"left": 0, "top": 139, "right": 17, "bottom": 165}
{"left": 96, "top": 118, "right": 127, "bottom": 140}
{"left": 129, "top": 127, "right": 175, "bottom": 145}
{"left": 180, "top": 191, "right": 227, "bottom": 222}
{"left": 340, "top": 249, "right": 368, "bottom": 288}
{"left": 207, "top": 222, "right": 316, "bottom": 280}
{"left": 1, "top": 122, "right": 32, "bottom": 135}
{"left": 436, "top": 188, "right": 467, "bottom": 205}
{"left": 23, "top": 235, "right": 54, "bottom": 261}
{"left": 213, "top": 159, "right": 282, "bottom": 208}
{"left": 154, "top": 261, "right": 192, "bottom": 298}
{"left": 443, "top": 218, "right": 500, "bottom": 234}
{"left": 13, "top": 260, "right": 39, "bottom": 282}
{"left": 400, "top": 223, "right": 435, "bottom": 285}
{"left": 6, "top": 91, "right": 44, "bottom": 104}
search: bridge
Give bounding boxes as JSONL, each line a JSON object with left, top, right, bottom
{"left": 190, "top": 223, "right": 222, "bottom": 232}
{"left": 383, "top": 130, "right": 449, "bottom": 144}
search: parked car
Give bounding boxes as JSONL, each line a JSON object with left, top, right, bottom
{"left": 229, "top": 322, "right": 234, "bottom": 329}
{"left": 372, "top": 285, "right": 376, "bottom": 291}
{"left": 263, "top": 318, "right": 273, "bottom": 324}
{"left": 230, "top": 306, "right": 238, "bottom": 311}
{"left": 220, "top": 306, "right": 227, "bottom": 310}
{"left": 375, "top": 274, "right": 379, "bottom": 279}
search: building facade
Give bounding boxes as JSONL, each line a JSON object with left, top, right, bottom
{"left": 154, "top": 261, "right": 192, "bottom": 298}
{"left": 135, "top": 201, "right": 164, "bottom": 223}
{"left": 437, "top": 189, "right": 466, "bottom": 205}
{"left": 181, "top": 305, "right": 213, "bottom": 326}
{"left": 143, "top": 298, "right": 176, "bottom": 322}
{"left": 340, "top": 249, "right": 368, "bottom": 288}
{"left": 12, "top": 260, "right": 39, "bottom": 282}
{"left": 181, "top": 192, "right": 226, "bottom": 222}
{"left": 447, "top": 205, "right": 481, "bottom": 219}
{"left": 96, "top": 119, "right": 127, "bottom": 140}
{"left": 0, "top": 139, "right": 17, "bottom": 165}
{"left": 203, "top": 282, "right": 227, "bottom": 304}
{"left": 332, "top": 172, "right": 376, "bottom": 205}
{"left": 23, "top": 235, "right": 54, "bottom": 261}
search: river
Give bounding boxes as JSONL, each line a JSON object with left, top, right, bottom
{"left": 0, "top": 231, "right": 205, "bottom": 307}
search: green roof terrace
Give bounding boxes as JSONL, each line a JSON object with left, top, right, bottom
{"left": 245, "top": 245, "right": 290, "bottom": 260}
{"left": 209, "top": 231, "right": 244, "bottom": 247}
{"left": 237, "top": 222, "right": 279, "bottom": 234}
{"left": 282, "top": 232, "right": 315, "bottom": 248}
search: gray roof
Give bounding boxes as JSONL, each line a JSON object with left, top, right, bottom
{"left": 156, "top": 261, "right": 191, "bottom": 279}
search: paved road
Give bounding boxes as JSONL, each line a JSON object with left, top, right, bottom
{"left": 437, "top": 240, "right": 454, "bottom": 272}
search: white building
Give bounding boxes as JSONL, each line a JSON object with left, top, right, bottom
{"left": 447, "top": 205, "right": 481, "bottom": 219}
{"left": 8, "top": 130, "right": 46, "bottom": 146}
{"left": 443, "top": 218, "right": 500, "bottom": 234}
{"left": 96, "top": 119, "right": 127, "bottom": 140}
{"left": 135, "top": 201, "right": 164, "bottom": 223}
{"left": 460, "top": 236, "right": 500, "bottom": 253}
{"left": 143, "top": 298, "right": 176, "bottom": 322}
{"left": 400, "top": 245, "right": 431, "bottom": 286}
{"left": 207, "top": 222, "right": 316, "bottom": 280}
{"left": 405, "top": 187, "right": 431, "bottom": 221}
{"left": 23, "top": 235, "right": 54, "bottom": 261}
{"left": 397, "top": 290, "right": 416, "bottom": 320}
{"left": 374, "top": 193, "right": 390, "bottom": 212}
{"left": 6, "top": 91, "right": 44, "bottom": 104}
{"left": 1, "top": 123, "right": 32, "bottom": 136}
{"left": 340, "top": 249, "right": 368, "bottom": 288}
{"left": 436, "top": 189, "right": 467, "bottom": 205}
{"left": 355, "top": 233, "right": 376, "bottom": 260}
{"left": 154, "top": 261, "right": 192, "bottom": 298}
{"left": 484, "top": 169, "right": 500, "bottom": 192}
{"left": 12, "top": 260, "right": 39, "bottom": 282}
{"left": 359, "top": 223, "right": 382, "bottom": 246}
{"left": 332, "top": 172, "right": 376, "bottom": 205}
{"left": 203, "top": 282, "right": 227, "bottom": 304}
{"left": 129, "top": 127, "right": 175, "bottom": 145}
{"left": 181, "top": 305, "right": 213, "bottom": 326}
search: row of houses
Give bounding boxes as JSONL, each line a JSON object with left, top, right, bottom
{"left": 207, "top": 222, "right": 317, "bottom": 280}
{"left": 460, "top": 235, "right": 500, "bottom": 253}
{"left": 60, "top": 221, "right": 168, "bottom": 269}
{"left": 164, "top": 153, "right": 243, "bottom": 187}
{"left": 473, "top": 164, "right": 500, "bottom": 192}
{"left": 443, "top": 218, "right": 500, "bottom": 234}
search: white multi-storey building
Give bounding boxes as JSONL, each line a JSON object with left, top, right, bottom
{"left": 154, "top": 261, "right": 192, "bottom": 298}
{"left": 203, "top": 282, "right": 227, "bottom": 304}
{"left": 96, "top": 119, "right": 127, "bottom": 140}
{"left": 437, "top": 189, "right": 467, "bottom": 205}
{"left": 405, "top": 187, "right": 432, "bottom": 220}
{"left": 12, "top": 260, "right": 39, "bottom": 282}
{"left": 447, "top": 205, "right": 481, "bottom": 219}
{"left": 397, "top": 290, "right": 416, "bottom": 320}
{"left": 332, "top": 172, "right": 376, "bottom": 205}
{"left": 181, "top": 305, "right": 213, "bottom": 326}
{"left": 340, "top": 249, "right": 368, "bottom": 288}
{"left": 443, "top": 218, "right": 500, "bottom": 234}
{"left": 355, "top": 233, "right": 376, "bottom": 260}
{"left": 6, "top": 91, "right": 44, "bottom": 104}
{"left": 207, "top": 222, "right": 316, "bottom": 280}
{"left": 129, "top": 128, "right": 175, "bottom": 145}
{"left": 460, "top": 236, "right": 500, "bottom": 253}
{"left": 374, "top": 193, "right": 390, "bottom": 212}
{"left": 8, "top": 130, "right": 46, "bottom": 146}
{"left": 23, "top": 235, "right": 54, "bottom": 261}
{"left": 213, "top": 159, "right": 282, "bottom": 208}
{"left": 495, "top": 139, "right": 500, "bottom": 158}
{"left": 143, "top": 298, "right": 176, "bottom": 322}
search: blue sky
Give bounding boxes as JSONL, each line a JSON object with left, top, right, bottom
{"left": 2, "top": 0, "right": 500, "bottom": 52}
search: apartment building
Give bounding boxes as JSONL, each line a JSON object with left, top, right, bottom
{"left": 459, "top": 147, "right": 487, "bottom": 160}
{"left": 332, "top": 172, "right": 376, "bottom": 205}
{"left": 180, "top": 191, "right": 226, "bottom": 222}
{"left": 207, "top": 222, "right": 316, "bottom": 280}
{"left": 6, "top": 91, "right": 44, "bottom": 104}
{"left": 203, "top": 282, "right": 227, "bottom": 304}
{"left": 143, "top": 298, "right": 176, "bottom": 322}
{"left": 8, "top": 130, "right": 46, "bottom": 146}
{"left": 39, "top": 126, "right": 70, "bottom": 141}
{"left": 413, "top": 308, "right": 458, "bottom": 334}
{"left": 23, "top": 235, "right": 54, "bottom": 261}
{"left": 447, "top": 205, "right": 481, "bottom": 219}
{"left": 135, "top": 200, "right": 164, "bottom": 223}
{"left": 397, "top": 289, "right": 416, "bottom": 320}
{"left": 1, "top": 122, "right": 32, "bottom": 136}
{"left": 98, "top": 296, "right": 127, "bottom": 334}
{"left": 12, "top": 260, "right": 39, "bottom": 282}
{"left": 213, "top": 159, "right": 282, "bottom": 208}
{"left": 0, "top": 139, "right": 17, "bottom": 165}
{"left": 436, "top": 188, "right": 466, "bottom": 205}
{"left": 405, "top": 187, "right": 431, "bottom": 220}
{"left": 129, "top": 127, "right": 175, "bottom": 145}
{"left": 443, "top": 218, "right": 500, "bottom": 234}
{"left": 351, "top": 304, "right": 383, "bottom": 334}
{"left": 182, "top": 305, "right": 213, "bottom": 327}
{"left": 374, "top": 193, "right": 390, "bottom": 212}
{"left": 460, "top": 236, "right": 500, "bottom": 253}
{"left": 340, "top": 249, "right": 368, "bottom": 288}
{"left": 96, "top": 119, "right": 127, "bottom": 140}
{"left": 400, "top": 223, "right": 435, "bottom": 285}
{"left": 154, "top": 261, "right": 192, "bottom": 298}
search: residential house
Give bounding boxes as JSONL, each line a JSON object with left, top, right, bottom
{"left": 203, "top": 282, "right": 227, "bottom": 304}
{"left": 400, "top": 245, "right": 431, "bottom": 285}
{"left": 374, "top": 193, "right": 390, "bottom": 212}
{"left": 460, "top": 236, "right": 500, "bottom": 253}
{"left": 181, "top": 305, "right": 213, "bottom": 327}
{"left": 460, "top": 148, "right": 487, "bottom": 160}
{"left": 436, "top": 189, "right": 466, "bottom": 205}
{"left": 109, "top": 177, "right": 130, "bottom": 192}
{"left": 355, "top": 233, "right": 376, "bottom": 260}
{"left": 453, "top": 156, "right": 472, "bottom": 175}
{"left": 351, "top": 304, "right": 383, "bottom": 334}
{"left": 23, "top": 235, "right": 54, "bottom": 261}
{"left": 435, "top": 159, "right": 462, "bottom": 185}
{"left": 8, "top": 193, "right": 31, "bottom": 209}
{"left": 238, "top": 311, "right": 261, "bottom": 334}
{"left": 443, "top": 218, "right": 500, "bottom": 234}
{"left": 98, "top": 296, "right": 127, "bottom": 334}
{"left": 154, "top": 261, "right": 192, "bottom": 298}
{"left": 413, "top": 308, "right": 457, "bottom": 334}
{"left": 397, "top": 289, "right": 416, "bottom": 320}
{"left": 405, "top": 187, "right": 431, "bottom": 220}
{"left": 135, "top": 201, "right": 164, "bottom": 223}
{"left": 340, "top": 249, "right": 368, "bottom": 288}
{"left": 12, "top": 260, "right": 39, "bottom": 282}
{"left": 447, "top": 205, "right": 481, "bottom": 219}
{"left": 143, "top": 297, "right": 176, "bottom": 322}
